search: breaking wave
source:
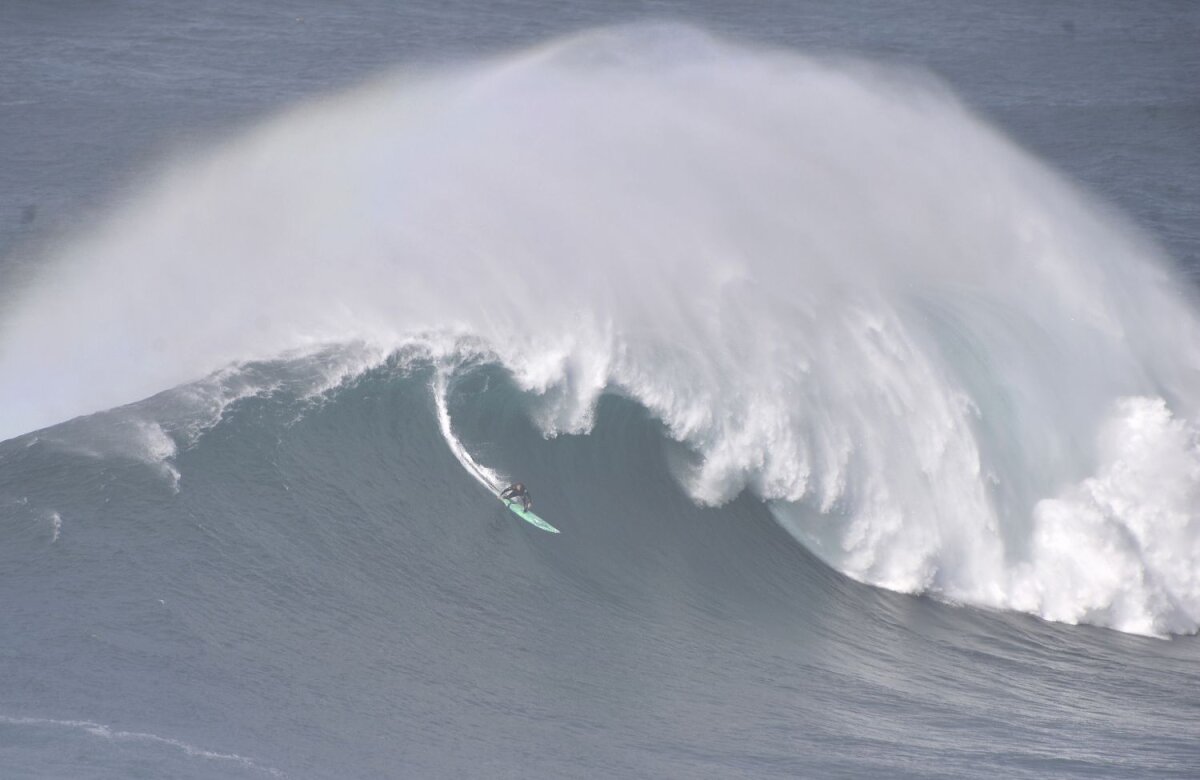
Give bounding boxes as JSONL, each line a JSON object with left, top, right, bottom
{"left": 2, "top": 25, "right": 1198, "bottom": 635}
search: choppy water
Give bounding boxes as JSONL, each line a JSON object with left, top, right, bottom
{"left": 2, "top": 2, "right": 1199, "bottom": 778}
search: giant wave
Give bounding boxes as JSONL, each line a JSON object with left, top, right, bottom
{"left": 2, "top": 25, "right": 1198, "bottom": 636}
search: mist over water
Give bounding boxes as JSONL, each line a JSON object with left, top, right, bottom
{"left": 2, "top": 25, "right": 1199, "bottom": 636}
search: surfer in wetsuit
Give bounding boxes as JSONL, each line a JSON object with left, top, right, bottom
{"left": 500, "top": 482, "right": 532, "bottom": 511}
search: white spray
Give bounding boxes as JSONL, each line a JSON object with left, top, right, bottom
{"left": 433, "top": 369, "right": 505, "bottom": 494}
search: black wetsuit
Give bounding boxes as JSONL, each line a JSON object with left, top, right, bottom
{"left": 500, "top": 483, "right": 531, "bottom": 510}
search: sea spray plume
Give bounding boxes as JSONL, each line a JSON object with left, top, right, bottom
{"left": 1, "top": 25, "right": 1198, "bottom": 634}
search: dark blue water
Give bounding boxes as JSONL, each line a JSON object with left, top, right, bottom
{"left": 2, "top": 3, "right": 1199, "bottom": 778}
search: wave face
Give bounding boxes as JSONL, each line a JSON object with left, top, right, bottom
{"left": 4, "top": 365, "right": 1198, "bottom": 778}
{"left": 2, "top": 26, "right": 1199, "bottom": 635}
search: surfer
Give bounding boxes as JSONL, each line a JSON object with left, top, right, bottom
{"left": 500, "top": 482, "right": 532, "bottom": 511}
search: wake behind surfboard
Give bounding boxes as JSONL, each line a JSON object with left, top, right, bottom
{"left": 433, "top": 372, "right": 559, "bottom": 534}
{"left": 500, "top": 497, "right": 560, "bottom": 534}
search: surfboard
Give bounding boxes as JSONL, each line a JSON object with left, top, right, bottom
{"left": 501, "top": 497, "right": 560, "bottom": 534}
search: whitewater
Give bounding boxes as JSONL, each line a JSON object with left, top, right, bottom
{"left": 2, "top": 26, "right": 1199, "bottom": 637}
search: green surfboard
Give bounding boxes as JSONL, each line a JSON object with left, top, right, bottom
{"left": 501, "top": 497, "right": 560, "bottom": 534}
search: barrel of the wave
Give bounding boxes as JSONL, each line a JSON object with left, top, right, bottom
{"left": 499, "top": 495, "right": 560, "bottom": 534}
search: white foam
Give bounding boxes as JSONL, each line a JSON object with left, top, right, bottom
{"left": 1015, "top": 397, "right": 1200, "bottom": 635}
{"left": 35, "top": 416, "right": 182, "bottom": 491}
{"left": 2, "top": 25, "right": 1198, "bottom": 634}
{"left": 0, "top": 714, "right": 284, "bottom": 776}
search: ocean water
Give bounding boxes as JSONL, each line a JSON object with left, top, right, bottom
{"left": 2, "top": 2, "right": 1199, "bottom": 778}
